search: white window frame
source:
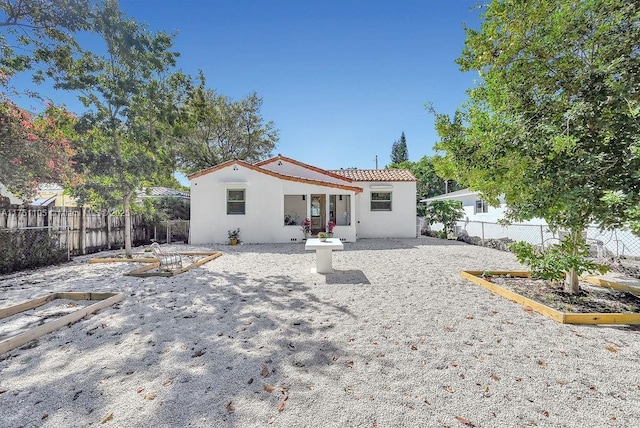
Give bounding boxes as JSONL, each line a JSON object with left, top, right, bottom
{"left": 475, "top": 200, "right": 488, "bottom": 214}
{"left": 227, "top": 189, "right": 246, "bottom": 215}
{"left": 370, "top": 191, "right": 392, "bottom": 211}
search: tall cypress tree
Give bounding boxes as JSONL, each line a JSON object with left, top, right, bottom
{"left": 390, "top": 131, "right": 408, "bottom": 164}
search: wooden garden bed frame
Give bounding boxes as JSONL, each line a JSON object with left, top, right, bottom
{"left": 89, "top": 251, "right": 222, "bottom": 277}
{"left": 0, "top": 292, "right": 124, "bottom": 354}
{"left": 461, "top": 270, "right": 640, "bottom": 325}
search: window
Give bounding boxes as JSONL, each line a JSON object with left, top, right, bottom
{"left": 371, "top": 192, "right": 392, "bottom": 211}
{"left": 283, "top": 195, "right": 305, "bottom": 225}
{"left": 227, "top": 189, "right": 245, "bottom": 215}
{"left": 475, "top": 200, "right": 488, "bottom": 214}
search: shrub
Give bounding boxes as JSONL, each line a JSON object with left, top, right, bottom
{"left": 0, "top": 229, "right": 68, "bottom": 274}
{"left": 509, "top": 238, "right": 608, "bottom": 282}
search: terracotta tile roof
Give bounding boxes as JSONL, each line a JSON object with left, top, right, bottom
{"left": 188, "top": 159, "right": 364, "bottom": 193}
{"left": 330, "top": 169, "right": 417, "bottom": 182}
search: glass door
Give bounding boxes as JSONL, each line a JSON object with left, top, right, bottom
{"left": 310, "top": 194, "right": 325, "bottom": 234}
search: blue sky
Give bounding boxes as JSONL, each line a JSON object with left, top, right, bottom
{"left": 13, "top": 0, "right": 481, "bottom": 177}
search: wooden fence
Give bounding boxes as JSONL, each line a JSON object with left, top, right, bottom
{"left": 0, "top": 207, "right": 152, "bottom": 255}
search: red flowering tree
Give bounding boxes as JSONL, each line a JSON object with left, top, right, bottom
{"left": 0, "top": 97, "right": 78, "bottom": 199}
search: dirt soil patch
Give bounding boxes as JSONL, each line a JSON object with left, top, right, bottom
{"left": 491, "top": 275, "right": 640, "bottom": 314}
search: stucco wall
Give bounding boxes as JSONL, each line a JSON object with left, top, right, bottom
{"left": 356, "top": 181, "right": 417, "bottom": 238}
{"left": 260, "top": 160, "right": 350, "bottom": 185}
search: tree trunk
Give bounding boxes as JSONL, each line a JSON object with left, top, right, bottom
{"left": 124, "top": 193, "right": 132, "bottom": 258}
{"left": 563, "top": 229, "right": 582, "bottom": 294}
{"left": 564, "top": 269, "right": 579, "bottom": 294}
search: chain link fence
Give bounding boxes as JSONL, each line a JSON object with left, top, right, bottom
{"left": 425, "top": 219, "right": 640, "bottom": 259}
{"left": 151, "top": 219, "right": 190, "bottom": 244}
{"left": 0, "top": 226, "right": 70, "bottom": 274}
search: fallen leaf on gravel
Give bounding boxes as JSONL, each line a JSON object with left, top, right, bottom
{"left": 136, "top": 388, "right": 144, "bottom": 394}
{"left": 101, "top": 413, "right": 113, "bottom": 424}
{"left": 466, "top": 315, "right": 474, "bottom": 320}
{"left": 226, "top": 401, "right": 235, "bottom": 413}
{"left": 277, "top": 401, "right": 286, "bottom": 412}
{"left": 537, "top": 360, "right": 548, "bottom": 367}
{"left": 162, "top": 379, "right": 173, "bottom": 386}
{"left": 191, "top": 349, "right": 206, "bottom": 358}
{"left": 454, "top": 415, "right": 474, "bottom": 426}
{"left": 42, "top": 414, "right": 48, "bottom": 420}
{"left": 443, "top": 386, "right": 455, "bottom": 393}
{"left": 490, "top": 374, "right": 500, "bottom": 381}
{"left": 515, "top": 377, "right": 522, "bottom": 382}
{"left": 144, "top": 393, "right": 157, "bottom": 400}
{"left": 261, "top": 365, "right": 270, "bottom": 377}
{"left": 346, "top": 361, "right": 354, "bottom": 368}
{"left": 523, "top": 306, "right": 534, "bottom": 314}
{"left": 605, "top": 346, "right": 618, "bottom": 353}
{"left": 424, "top": 398, "right": 431, "bottom": 405}
{"left": 542, "top": 411, "right": 549, "bottom": 417}
{"left": 264, "top": 385, "right": 277, "bottom": 393}
{"left": 411, "top": 345, "right": 418, "bottom": 351}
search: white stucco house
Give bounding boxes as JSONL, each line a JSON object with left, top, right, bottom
{"left": 188, "top": 155, "right": 417, "bottom": 244}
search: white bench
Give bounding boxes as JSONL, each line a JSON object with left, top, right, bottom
{"left": 304, "top": 238, "right": 344, "bottom": 273}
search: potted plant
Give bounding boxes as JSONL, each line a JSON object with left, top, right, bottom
{"left": 301, "top": 218, "right": 312, "bottom": 239}
{"left": 326, "top": 220, "right": 336, "bottom": 237}
{"left": 228, "top": 228, "right": 240, "bottom": 245}
{"left": 317, "top": 232, "right": 328, "bottom": 242}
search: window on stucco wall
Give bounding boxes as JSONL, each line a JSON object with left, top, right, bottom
{"left": 475, "top": 200, "right": 489, "bottom": 214}
{"left": 371, "top": 191, "right": 392, "bottom": 211}
{"left": 227, "top": 189, "right": 245, "bottom": 215}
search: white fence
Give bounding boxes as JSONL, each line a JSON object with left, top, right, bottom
{"left": 426, "top": 219, "right": 640, "bottom": 258}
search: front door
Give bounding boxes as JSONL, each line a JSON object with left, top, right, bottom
{"left": 310, "top": 194, "right": 325, "bottom": 234}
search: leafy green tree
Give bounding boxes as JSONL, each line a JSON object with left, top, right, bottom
{"left": 388, "top": 156, "right": 462, "bottom": 216}
{"left": 0, "top": 0, "right": 98, "bottom": 91}
{"left": 49, "top": 0, "right": 186, "bottom": 257}
{"left": 390, "top": 131, "right": 408, "bottom": 164}
{"left": 432, "top": 0, "right": 640, "bottom": 293}
{"left": 424, "top": 200, "right": 464, "bottom": 236}
{"left": 177, "top": 72, "right": 278, "bottom": 174}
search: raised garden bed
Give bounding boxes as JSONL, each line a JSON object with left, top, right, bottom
{"left": 461, "top": 271, "right": 640, "bottom": 325}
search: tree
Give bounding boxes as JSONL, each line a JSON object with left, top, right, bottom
{"left": 390, "top": 131, "right": 408, "bottom": 164}
{"left": 177, "top": 72, "right": 278, "bottom": 174}
{"left": 388, "top": 156, "right": 462, "bottom": 216}
{"left": 0, "top": 99, "right": 78, "bottom": 198}
{"left": 424, "top": 200, "right": 464, "bottom": 237}
{"left": 50, "top": 0, "right": 186, "bottom": 257}
{"left": 0, "top": 0, "right": 96, "bottom": 198}
{"left": 432, "top": 0, "right": 640, "bottom": 293}
{"left": 0, "top": 0, "right": 98, "bottom": 91}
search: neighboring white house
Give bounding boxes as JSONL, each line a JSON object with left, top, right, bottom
{"left": 422, "top": 188, "right": 640, "bottom": 257}
{"left": 188, "top": 155, "right": 417, "bottom": 244}
{"left": 421, "top": 188, "right": 545, "bottom": 225}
